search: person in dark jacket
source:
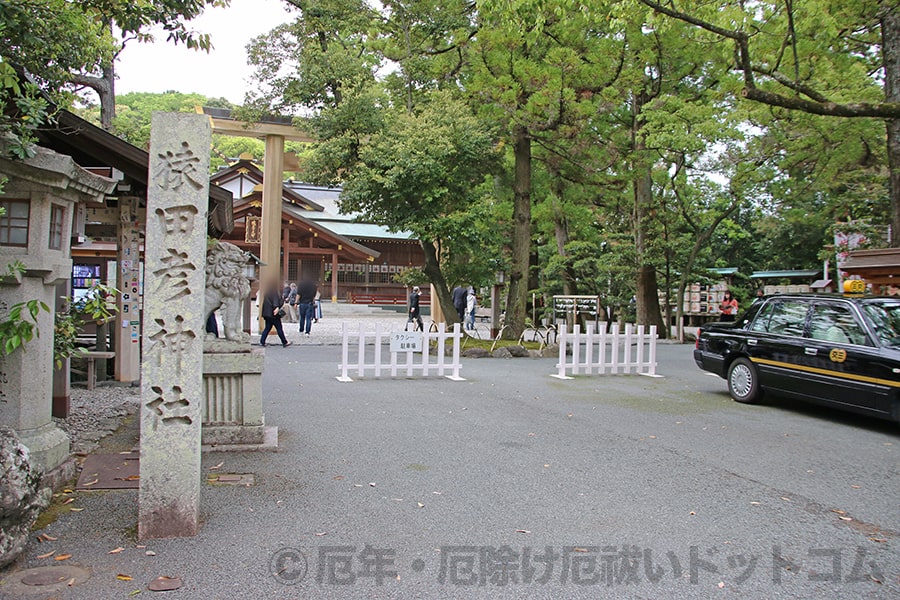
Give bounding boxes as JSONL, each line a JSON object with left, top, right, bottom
{"left": 451, "top": 284, "right": 468, "bottom": 322}
{"left": 296, "top": 277, "right": 318, "bottom": 336}
{"left": 407, "top": 286, "right": 423, "bottom": 331}
{"left": 259, "top": 280, "right": 291, "bottom": 347}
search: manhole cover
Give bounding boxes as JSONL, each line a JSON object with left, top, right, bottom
{"left": 6, "top": 565, "right": 90, "bottom": 594}
{"left": 22, "top": 571, "right": 69, "bottom": 586}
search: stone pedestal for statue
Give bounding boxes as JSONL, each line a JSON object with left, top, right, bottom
{"left": 0, "top": 144, "right": 115, "bottom": 488}
{"left": 201, "top": 347, "right": 275, "bottom": 449}
{"left": 200, "top": 241, "right": 275, "bottom": 450}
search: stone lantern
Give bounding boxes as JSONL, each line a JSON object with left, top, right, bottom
{"left": 0, "top": 145, "right": 116, "bottom": 486}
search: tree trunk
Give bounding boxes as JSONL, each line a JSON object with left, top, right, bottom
{"left": 884, "top": 3, "right": 900, "bottom": 247}
{"left": 631, "top": 92, "right": 666, "bottom": 338}
{"left": 502, "top": 125, "right": 531, "bottom": 339}
{"left": 70, "top": 62, "right": 115, "bottom": 130}
{"left": 419, "top": 239, "right": 459, "bottom": 325}
{"left": 550, "top": 179, "right": 575, "bottom": 296}
{"left": 633, "top": 165, "right": 665, "bottom": 335}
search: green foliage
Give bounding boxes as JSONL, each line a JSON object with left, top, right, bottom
{"left": 393, "top": 267, "right": 429, "bottom": 287}
{"left": 244, "top": 0, "right": 379, "bottom": 114}
{"left": 0, "top": 259, "right": 49, "bottom": 355}
{"left": 1, "top": 0, "right": 228, "bottom": 149}
{"left": 0, "top": 299, "right": 49, "bottom": 356}
{"left": 53, "top": 284, "right": 118, "bottom": 369}
{"left": 314, "top": 88, "right": 505, "bottom": 285}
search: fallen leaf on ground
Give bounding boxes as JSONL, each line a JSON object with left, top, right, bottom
{"left": 573, "top": 548, "right": 588, "bottom": 553}
{"left": 333, "top": 475, "right": 344, "bottom": 480}
{"left": 82, "top": 479, "right": 99, "bottom": 487}
{"left": 108, "top": 547, "right": 125, "bottom": 554}
{"left": 54, "top": 554, "right": 72, "bottom": 561}
{"left": 67, "top": 577, "right": 76, "bottom": 586}
{"left": 839, "top": 516, "right": 853, "bottom": 521}
{"left": 128, "top": 590, "right": 141, "bottom": 597}
{"left": 116, "top": 574, "right": 134, "bottom": 581}
{"left": 831, "top": 509, "right": 846, "bottom": 515}
{"left": 314, "top": 532, "right": 327, "bottom": 537}
{"left": 69, "top": 507, "right": 84, "bottom": 512}
{"left": 61, "top": 498, "right": 75, "bottom": 505}
{"left": 209, "top": 462, "right": 224, "bottom": 471}
{"left": 148, "top": 576, "right": 182, "bottom": 591}
{"left": 37, "top": 551, "right": 55, "bottom": 559}
{"left": 145, "top": 551, "right": 157, "bottom": 556}
{"left": 515, "top": 530, "right": 530, "bottom": 534}
{"left": 869, "top": 537, "right": 887, "bottom": 543}
{"left": 750, "top": 501, "right": 761, "bottom": 505}
{"left": 417, "top": 502, "right": 425, "bottom": 509}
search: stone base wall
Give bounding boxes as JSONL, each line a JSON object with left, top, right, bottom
{"left": 201, "top": 349, "right": 265, "bottom": 446}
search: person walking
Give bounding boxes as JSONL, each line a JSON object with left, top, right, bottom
{"left": 285, "top": 282, "right": 298, "bottom": 323}
{"left": 407, "top": 286, "right": 423, "bottom": 331}
{"left": 451, "top": 284, "right": 468, "bottom": 322}
{"left": 314, "top": 287, "right": 322, "bottom": 322}
{"left": 259, "top": 280, "right": 291, "bottom": 347}
{"left": 297, "top": 277, "right": 317, "bottom": 336}
{"left": 465, "top": 287, "right": 476, "bottom": 330}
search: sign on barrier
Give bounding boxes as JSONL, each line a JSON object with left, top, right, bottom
{"left": 338, "top": 322, "right": 464, "bottom": 382}
{"left": 390, "top": 331, "right": 423, "bottom": 353}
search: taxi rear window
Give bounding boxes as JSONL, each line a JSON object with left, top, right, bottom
{"left": 749, "top": 300, "right": 808, "bottom": 336}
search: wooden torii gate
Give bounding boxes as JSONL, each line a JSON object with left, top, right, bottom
{"left": 200, "top": 109, "right": 315, "bottom": 295}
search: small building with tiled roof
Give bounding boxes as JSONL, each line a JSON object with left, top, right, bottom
{"left": 211, "top": 159, "right": 424, "bottom": 302}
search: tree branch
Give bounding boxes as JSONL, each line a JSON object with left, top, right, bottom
{"left": 639, "top": 0, "right": 900, "bottom": 118}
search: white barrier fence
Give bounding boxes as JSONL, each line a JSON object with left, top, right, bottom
{"left": 552, "top": 322, "right": 660, "bottom": 379}
{"left": 337, "top": 322, "right": 465, "bottom": 382}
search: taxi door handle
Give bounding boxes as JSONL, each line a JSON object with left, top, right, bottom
{"left": 804, "top": 348, "right": 817, "bottom": 356}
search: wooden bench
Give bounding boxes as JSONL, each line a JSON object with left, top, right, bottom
{"left": 82, "top": 351, "right": 115, "bottom": 390}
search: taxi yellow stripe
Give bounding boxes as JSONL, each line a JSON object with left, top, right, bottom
{"left": 750, "top": 357, "right": 900, "bottom": 388}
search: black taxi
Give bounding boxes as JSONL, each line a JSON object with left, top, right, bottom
{"left": 693, "top": 293, "right": 900, "bottom": 424}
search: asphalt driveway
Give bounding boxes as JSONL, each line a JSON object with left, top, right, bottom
{"left": 3, "top": 343, "right": 898, "bottom": 599}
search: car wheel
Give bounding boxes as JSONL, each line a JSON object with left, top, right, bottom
{"left": 727, "top": 357, "right": 761, "bottom": 404}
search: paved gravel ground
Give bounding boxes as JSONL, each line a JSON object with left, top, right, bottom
{"left": 3, "top": 314, "right": 898, "bottom": 600}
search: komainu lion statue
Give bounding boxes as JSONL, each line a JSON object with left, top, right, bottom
{"left": 204, "top": 240, "right": 252, "bottom": 344}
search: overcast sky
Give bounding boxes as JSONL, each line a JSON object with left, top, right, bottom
{"left": 115, "top": 0, "right": 294, "bottom": 104}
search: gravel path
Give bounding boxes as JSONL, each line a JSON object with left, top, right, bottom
{"left": 52, "top": 384, "right": 140, "bottom": 455}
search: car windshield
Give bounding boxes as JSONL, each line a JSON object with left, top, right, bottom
{"left": 862, "top": 302, "right": 900, "bottom": 347}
